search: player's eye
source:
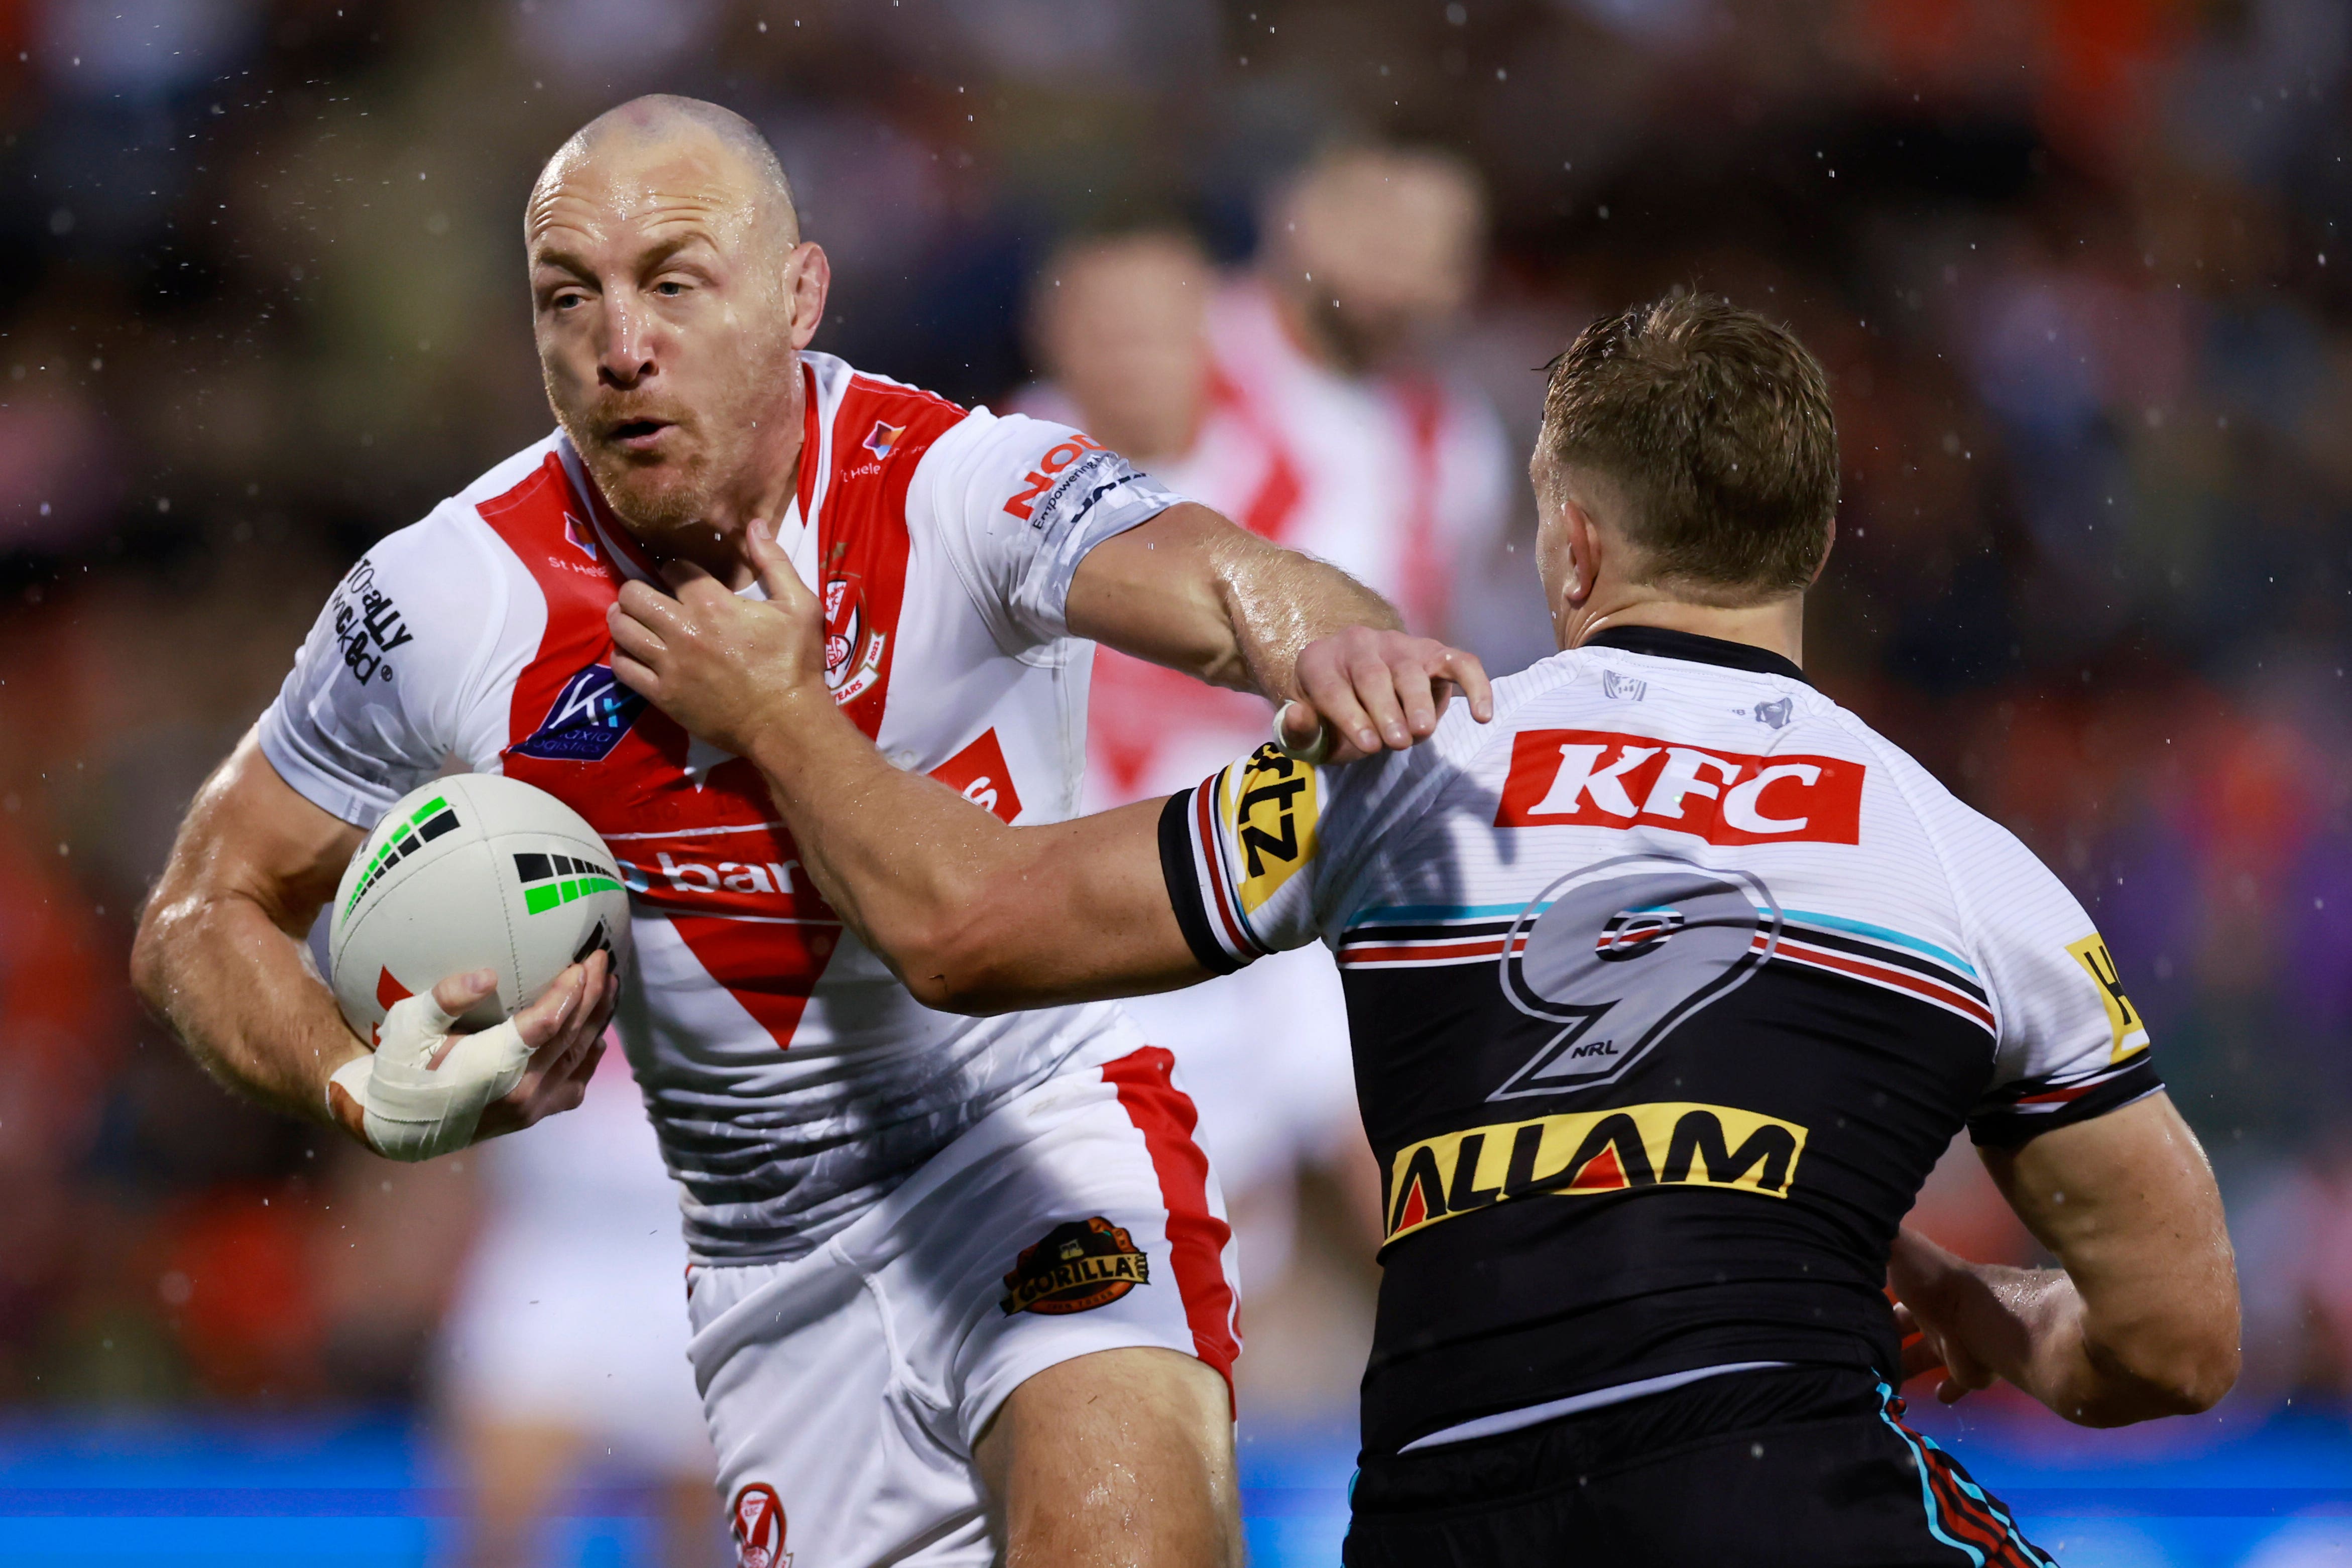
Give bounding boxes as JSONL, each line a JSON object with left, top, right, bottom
{"left": 653, "top": 280, "right": 688, "bottom": 298}
{"left": 549, "top": 290, "right": 588, "bottom": 312}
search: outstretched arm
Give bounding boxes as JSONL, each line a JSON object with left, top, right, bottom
{"left": 609, "top": 523, "right": 1209, "bottom": 1012}
{"left": 1890, "top": 1092, "right": 2240, "bottom": 1426}
{"left": 1067, "top": 501, "right": 1487, "bottom": 761}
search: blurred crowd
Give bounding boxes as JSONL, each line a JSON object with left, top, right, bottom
{"left": 6, "top": 0, "right": 2352, "bottom": 1528}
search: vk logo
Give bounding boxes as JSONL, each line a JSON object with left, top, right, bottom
{"left": 514, "top": 664, "right": 647, "bottom": 762}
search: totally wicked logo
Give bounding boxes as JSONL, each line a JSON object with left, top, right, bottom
{"left": 1000, "top": 1217, "right": 1151, "bottom": 1316}
{"left": 513, "top": 664, "right": 647, "bottom": 762}
{"left": 328, "top": 557, "right": 412, "bottom": 685}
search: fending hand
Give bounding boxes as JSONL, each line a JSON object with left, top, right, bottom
{"left": 1281, "top": 628, "right": 1495, "bottom": 764}
{"left": 1889, "top": 1225, "right": 2003, "bottom": 1406}
{"left": 606, "top": 519, "right": 835, "bottom": 758}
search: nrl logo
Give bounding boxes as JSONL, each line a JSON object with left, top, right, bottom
{"left": 1490, "top": 854, "right": 1780, "bottom": 1100}
{"left": 822, "top": 574, "right": 886, "bottom": 705}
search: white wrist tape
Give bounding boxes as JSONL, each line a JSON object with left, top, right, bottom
{"left": 1273, "top": 700, "right": 1330, "bottom": 766}
{"left": 328, "top": 990, "right": 531, "bottom": 1162}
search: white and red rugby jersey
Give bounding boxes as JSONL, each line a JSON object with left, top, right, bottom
{"left": 262, "top": 351, "right": 1185, "bottom": 1262}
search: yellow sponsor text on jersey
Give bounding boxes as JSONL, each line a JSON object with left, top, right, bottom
{"left": 1383, "top": 1101, "right": 1809, "bottom": 1245}
{"left": 1224, "top": 742, "right": 1318, "bottom": 915}
{"left": 2066, "top": 933, "right": 2149, "bottom": 1062}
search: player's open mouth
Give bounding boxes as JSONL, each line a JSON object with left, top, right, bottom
{"left": 608, "top": 418, "right": 673, "bottom": 452}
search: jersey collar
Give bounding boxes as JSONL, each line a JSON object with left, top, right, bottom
{"left": 1582, "top": 625, "right": 1812, "bottom": 686}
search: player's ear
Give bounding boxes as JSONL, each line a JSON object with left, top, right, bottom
{"left": 1561, "top": 495, "right": 1598, "bottom": 607}
{"left": 785, "top": 242, "right": 830, "bottom": 350}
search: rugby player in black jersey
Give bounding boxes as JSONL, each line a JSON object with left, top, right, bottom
{"left": 610, "top": 294, "right": 2239, "bottom": 1565}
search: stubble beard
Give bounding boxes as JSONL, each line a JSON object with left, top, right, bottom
{"left": 554, "top": 404, "right": 729, "bottom": 550}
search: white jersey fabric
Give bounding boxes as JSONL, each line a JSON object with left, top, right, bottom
{"left": 261, "top": 351, "right": 1184, "bottom": 1265}
{"left": 1160, "top": 627, "right": 2160, "bottom": 1454}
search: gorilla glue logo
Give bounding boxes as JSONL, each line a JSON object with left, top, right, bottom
{"left": 1490, "top": 853, "right": 1781, "bottom": 1101}
{"left": 1000, "top": 1217, "right": 1151, "bottom": 1315}
{"left": 731, "top": 1482, "right": 790, "bottom": 1568}
{"left": 822, "top": 573, "right": 886, "bottom": 705}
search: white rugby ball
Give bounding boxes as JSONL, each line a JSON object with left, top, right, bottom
{"left": 328, "top": 774, "right": 632, "bottom": 1042}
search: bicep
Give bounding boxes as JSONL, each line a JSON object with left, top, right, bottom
{"left": 155, "top": 728, "right": 367, "bottom": 938}
{"left": 940, "top": 800, "right": 1210, "bottom": 1011}
{"left": 1982, "top": 1093, "right": 2234, "bottom": 1320}
{"left": 1064, "top": 502, "right": 1259, "bottom": 682}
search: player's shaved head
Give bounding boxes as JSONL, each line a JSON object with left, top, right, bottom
{"left": 530, "top": 94, "right": 799, "bottom": 247}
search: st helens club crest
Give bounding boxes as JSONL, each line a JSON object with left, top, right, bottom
{"left": 823, "top": 573, "right": 886, "bottom": 705}
{"left": 732, "top": 1482, "right": 790, "bottom": 1568}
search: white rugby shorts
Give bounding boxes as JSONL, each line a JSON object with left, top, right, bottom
{"left": 687, "top": 1045, "right": 1241, "bottom": 1568}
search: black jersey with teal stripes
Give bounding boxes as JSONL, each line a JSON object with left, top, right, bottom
{"left": 1158, "top": 627, "right": 2161, "bottom": 1456}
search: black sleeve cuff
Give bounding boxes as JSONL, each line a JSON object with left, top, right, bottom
{"left": 1158, "top": 789, "right": 1240, "bottom": 977}
{"left": 1967, "top": 1057, "right": 2165, "bottom": 1148}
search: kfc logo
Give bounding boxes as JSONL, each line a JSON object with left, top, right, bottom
{"left": 732, "top": 1482, "right": 790, "bottom": 1568}
{"left": 1494, "top": 729, "right": 1864, "bottom": 846}
{"left": 1002, "top": 431, "right": 1107, "bottom": 521}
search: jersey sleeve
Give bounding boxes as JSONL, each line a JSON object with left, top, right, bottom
{"left": 1958, "top": 819, "right": 2164, "bottom": 1147}
{"left": 1157, "top": 742, "right": 1338, "bottom": 973}
{"left": 914, "top": 408, "right": 1187, "bottom": 650}
{"left": 1156, "top": 717, "right": 1462, "bottom": 973}
{"left": 255, "top": 510, "right": 510, "bottom": 828}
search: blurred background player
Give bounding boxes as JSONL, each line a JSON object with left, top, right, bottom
{"left": 434, "top": 1042, "right": 720, "bottom": 1568}
{"left": 1018, "top": 148, "right": 1514, "bottom": 1391}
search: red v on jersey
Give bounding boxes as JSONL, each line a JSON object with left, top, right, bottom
{"left": 484, "top": 367, "right": 968, "bottom": 1049}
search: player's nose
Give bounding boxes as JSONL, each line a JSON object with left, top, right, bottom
{"left": 596, "top": 301, "right": 657, "bottom": 389}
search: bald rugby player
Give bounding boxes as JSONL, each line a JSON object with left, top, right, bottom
{"left": 613, "top": 295, "right": 2240, "bottom": 1565}
{"left": 133, "top": 96, "right": 1480, "bottom": 1568}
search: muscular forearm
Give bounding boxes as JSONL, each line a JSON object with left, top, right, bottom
{"left": 131, "top": 732, "right": 370, "bottom": 1129}
{"left": 741, "top": 690, "right": 1188, "bottom": 1012}
{"left": 1069, "top": 504, "right": 1402, "bottom": 697}
{"left": 1210, "top": 532, "right": 1401, "bottom": 699}
{"left": 743, "top": 689, "right": 1028, "bottom": 998}
{"left": 133, "top": 884, "right": 365, "bottom": 1126}
{"left": 1906, "top": 1251, "right": 2233, "bottom": 1427}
